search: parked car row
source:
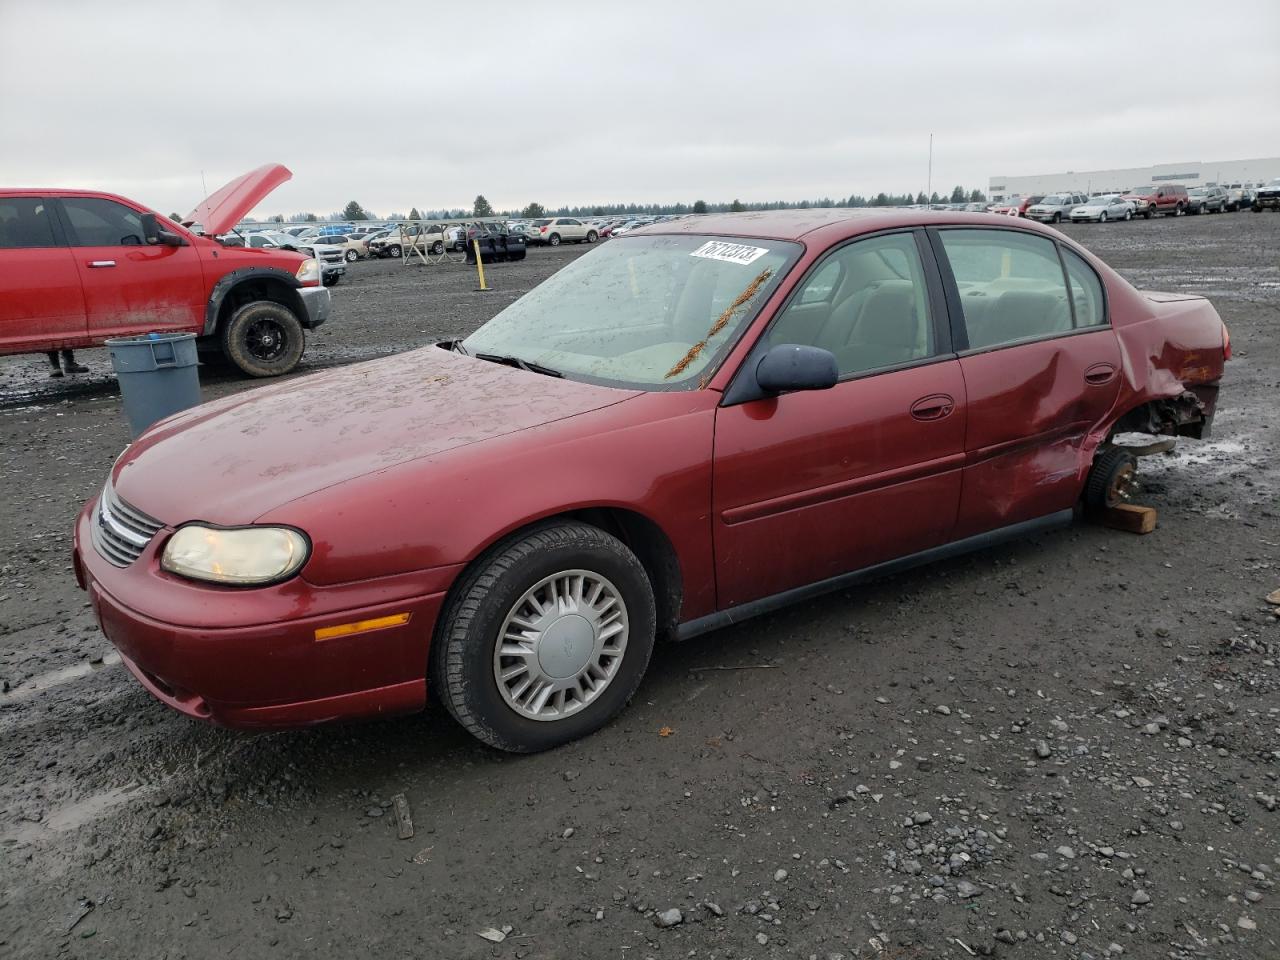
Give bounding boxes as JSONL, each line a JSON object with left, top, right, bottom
{"left": 987, "top": 178, "right": 1279, "bottom": 225}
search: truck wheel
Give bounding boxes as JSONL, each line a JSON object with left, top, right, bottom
{"left": 221, "top": 301, "right": 305, "bottom": 378}
{"left": 1051, "top": 212, "right": 1061, "bottom": 223}
{"left": 432, "top": 521, "right": 656, "bottom": 753}
{"left": 1084, "top": 449, "right": 1138, "bottom": 510}
{"left": 1143, "top": 207, "right": 1152, "bottom": 219}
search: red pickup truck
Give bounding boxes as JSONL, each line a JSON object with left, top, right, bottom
{"left": 0, "top": 164, "right": 329, "bottom": 377}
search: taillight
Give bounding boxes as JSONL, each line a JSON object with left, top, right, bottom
{"left": 540, "top": 226, "right": 547, "bottom": 233}
{"left": 1223, "top": 322, "right": 1232, "bottom": 361}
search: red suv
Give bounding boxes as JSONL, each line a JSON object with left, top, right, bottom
{"left": 1122, "top": 184, "right": 1189, "bottom": 219}
{"left": 73, "top": 211, "right": 1228, "bottom": 753}
{"left": 0, "top": 164, "right": 329, "bottom": 377}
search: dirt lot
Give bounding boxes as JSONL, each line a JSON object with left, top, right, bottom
{"left": 2, "top": 214, "right": 1279, "bottom": 960}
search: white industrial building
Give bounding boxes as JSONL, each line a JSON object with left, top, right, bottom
{"left": 989, "top": 157, "right": 1280, "bottom": 200}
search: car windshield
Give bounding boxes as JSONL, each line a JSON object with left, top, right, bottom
{"left": 1093, "top": 196, "right": 1118, "bottom": 203}
{"left": 1129, "top": 186, "right": 1155, "bottom": 195}
{"left": 461, "top": 234, "right": 800, "bottom": 390}
{"left": 1042, "top": 195, "right": 1067, "bottom": 204}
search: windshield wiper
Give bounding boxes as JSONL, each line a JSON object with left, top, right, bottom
{"left": 475, "top": 352, "right": 563, "bottom": 378}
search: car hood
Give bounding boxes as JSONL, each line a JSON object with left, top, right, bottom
{"left": 185, "top": 163, "right": 292, "bottom": 237}
{"left": 112, "top": 347, "right": 639, "bottom": 526}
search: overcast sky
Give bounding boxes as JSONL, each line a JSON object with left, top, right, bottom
{"left": 2, "top": 0, "right": 1277, "bottom": 218}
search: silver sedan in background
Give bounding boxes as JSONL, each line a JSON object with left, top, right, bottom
{"left": 1069, "top": 195, "right": 1134, "bottom": 223}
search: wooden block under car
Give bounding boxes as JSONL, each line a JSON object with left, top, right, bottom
{"left": 1087, "top": 503, "right": 1157, "bottom": 535}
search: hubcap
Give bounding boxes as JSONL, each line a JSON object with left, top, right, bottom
{"left": 493, "top": 570, "right": 628, "bottom": 722}
{"left": 245, "top": 318, "right": 287, "bottom": 362}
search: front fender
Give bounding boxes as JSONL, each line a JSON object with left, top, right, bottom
{"left": 204, "top": 267, "right": 304, "bottom": 335}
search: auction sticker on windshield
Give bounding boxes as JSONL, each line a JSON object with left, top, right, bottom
{"left": 690, "top": 240, "right": 769, "bottom": 265}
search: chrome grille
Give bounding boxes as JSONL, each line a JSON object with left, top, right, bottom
{"left": 91, "top": 480, "right": 164, "bottom": 567}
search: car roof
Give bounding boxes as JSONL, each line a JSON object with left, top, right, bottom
{"left": 627, "top": 208, "right": 1070, "bottom": 244}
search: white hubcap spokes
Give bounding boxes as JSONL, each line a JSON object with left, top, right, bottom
{"left": 493, "top": 570, "right": 628, "bottom": 721}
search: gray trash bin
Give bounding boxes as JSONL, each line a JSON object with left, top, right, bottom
{"left": 105, "top": 333, "right": 202, "bottom": 437}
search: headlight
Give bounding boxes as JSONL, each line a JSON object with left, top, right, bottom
{"left": 161, "top": 525, "right": 310, "bottom": 585}
{"left": 295, "top": 258, "right": 320, "bottom": 284}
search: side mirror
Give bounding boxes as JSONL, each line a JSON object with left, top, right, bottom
{"left": 755, "top": 343, "right": 839, "bottom": 394}
{"left": 141, "top": 212, "right": 185, "bottom": 247}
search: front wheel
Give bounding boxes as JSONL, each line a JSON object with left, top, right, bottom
{"left": 344, "top": 249, "right": 358, "bottom": 262}
{"left": 432, "top": 522, "right": 656, "bottom": 753}
{"left": 1099, "top": 212, "right": 1108, "bottom": 222}
{"left": 1123, "top": 209, "right": 1132, "bottom": 221}
{"left": 1051, "top": 212, "right": 1062, "bottom": 223}
{"left": 586, "top": 230, "right": 598, "bottom": 243}
{"left": 1143, "top": 208, "right": 1152, "bottom": 219}
{"left": 430, "top": 240, "right": 444, "bottom": 255}
{"left": 221, "top": 301, "right": 305, "bottom": 378}
{"left": 387, "top": 243, "right": 402, "bottom": 258}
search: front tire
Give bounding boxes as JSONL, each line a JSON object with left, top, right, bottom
{"left": 221, "top": 301, "right": 305, "bottom": 378}
{"left": 431, "top": 241, "right": 444, "bottom": 255}
{"left": 1123, "top": 209, "right": 1132, "bottom": 221}
{"left": 1099, "top": 212, "right": 1108, "bottom": 222}
{"left": 432, "top": 522, "right": 657, "bottom": 753}
{"left": 387, "top": 243, "right": 402, "bottom": 258}
{"left": 1051, "top": 212, "right": 1062, "bottom": 223}
{"left": 586, "top": 230, "right": 598, "bottom": 243}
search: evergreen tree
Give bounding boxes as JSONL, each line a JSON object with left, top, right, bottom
{"left": 950, "top": 185, "right": 966, "bottom": 203}
{"left": 729, "top": 198, "right": 745, "bottom": 212}
{"left": 341, "top": 201, "right": 368, "bottom": 221}
{"left": 522, "top": 202, "right": 546, "bottom": 218}
{"left": 408, "top": 207, "right": 421, "bottom": 221}
{"left": 473, "top": 195, "right": 494, "bottom": 217}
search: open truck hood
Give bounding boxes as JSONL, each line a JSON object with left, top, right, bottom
{"left": 185, "top": 163, "right": 292, "bottom": 236}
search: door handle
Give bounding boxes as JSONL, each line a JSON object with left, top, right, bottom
{"left": 1084, "top": 362, "right": 1117, "bottom": 385}
{"left": 910, "top": 394, "right": 956, "bottom": 421}
{"left": 86, "top": 260, "right": 116, "bottom": 268}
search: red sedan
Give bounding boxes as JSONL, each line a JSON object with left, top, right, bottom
{"left": 74, "top": 210, "right": 1228, "bottom": 752}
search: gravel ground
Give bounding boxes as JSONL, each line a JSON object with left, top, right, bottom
{"left": 2, "top": 214, "right": 1278, "bottom": 960}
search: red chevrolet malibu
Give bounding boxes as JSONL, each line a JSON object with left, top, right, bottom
{"left": 74, "top": 210, "right": 1228, "bottom": 752}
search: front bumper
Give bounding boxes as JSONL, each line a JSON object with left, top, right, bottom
{"left": 298, "top": 285, "right": 331, "bottom": 329}
{"left": 74, "top": 500, "right": 456, "bottom": 729}
{"left": 1254, "top": 195, "right": 1280, "bottom": 209}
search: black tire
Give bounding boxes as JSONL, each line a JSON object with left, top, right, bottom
{"left": 1051, "top": 212, "right": 1062, "bottom": 223}
{"left": 323, "top": 274, "right": 340, "bottom": 287}
{"left": 432, "top": 522, "right": 657, "bottom": 753}
{"left": 1123, "top": 209, "right": 1132, "bottom": 221}
{"left": 344, "top": 249, "right": 358, "bottom": 262}
{"left": 387, "top": 243, "right": 402, "bottom": 258}
{"left": 548, "top": 233, "right": 561, "bottom": 246}
{"left": 220, "top": 301, "right": 305, "bottom": 378}
{"left": 1143, "top": 208, "right": 1152, "bottom": 219}
{"left": 1099, "top": 212, "right": 1108, "bottom": 223}
{"left": 431, "top": 241, "right": 444, "bottom": 255}
{"left": 586, "top": 230, "right": 598, "bottom": 243}
{"left": 1084, "top": 448, "right": 1138, "bottom": 510}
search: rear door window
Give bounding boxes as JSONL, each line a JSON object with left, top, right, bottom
{"left": 0, "top": 197, "right": 59, "bottom": 248}
{"left": 1062, "top": 248, "right": 1107, "bottom": 328}
{"left": 937, "top": 228, "right": 1072, "bottom": 350}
